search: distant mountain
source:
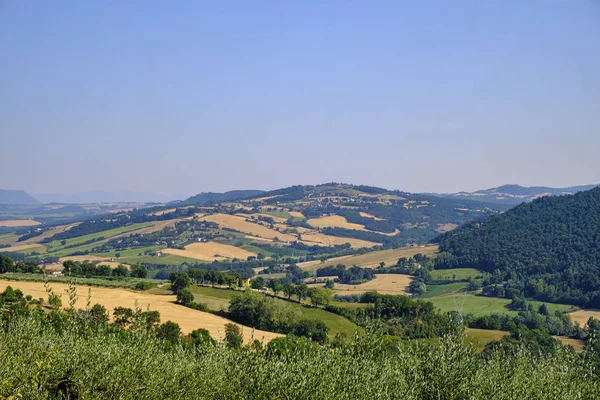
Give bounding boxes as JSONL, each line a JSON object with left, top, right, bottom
{"left": 179, "top": 190, "right": 265, "bottom": 205}
{"left": 0, "top": 189, "right": 40, "bottom": 205}
{"left": 33, "top": 191, "right": 186, "bottom": 204}
{"left": 437, "top": 186, "right": 600, "bottom": 307}
{"left": 429, "top": 184, "right": 598, "bottom": 205}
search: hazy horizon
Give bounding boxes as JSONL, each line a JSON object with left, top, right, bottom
{"left": 1, "top": 1, "right": 599, "bottom": 196}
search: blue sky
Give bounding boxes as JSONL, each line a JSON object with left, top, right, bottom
{"left": 1, "top": 0, "right": 599, "bottom": 197}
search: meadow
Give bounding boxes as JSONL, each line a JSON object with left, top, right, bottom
{"left": 430, "top": 268, "right": 483, "bottom": 281}
{"left": 420, "top": 282, "right": 469, "bottom": 298}
{"left": 428, "top": 294, "right": 576, "bottom": 317}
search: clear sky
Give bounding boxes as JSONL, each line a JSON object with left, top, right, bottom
{"left": 1, "top": 0, "right": 599, "bottom": 197}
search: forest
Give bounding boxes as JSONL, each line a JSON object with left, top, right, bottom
{"left": 437, "top": 187, "right": 600, "bottom": 307}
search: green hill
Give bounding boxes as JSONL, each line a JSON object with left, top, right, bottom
{"left": 437, "top": 186, "right": 600, "bottom": 307}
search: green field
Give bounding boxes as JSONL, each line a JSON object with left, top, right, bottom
{"left": 430, "top": 268, "right": 483, "bottom": 281}
{"left": 262, "top": 211, "right": 291, "bottom": 219}
{"left": 188, "top": 286, "right": 361, "bottom": 337}
{"left": 46, "top": 223, "right": 154, "bottom": 251}
{"left": 464, "top": 328, "right": 508, "bottom": 351}
{"left": 420, "top": 282, "right": 468, "bottom": 298}
{"left": 241, "top": 244, "right": 273, "bottom": 257}
{"left": 428, "top": 294, "right": 575, "bottom": 317}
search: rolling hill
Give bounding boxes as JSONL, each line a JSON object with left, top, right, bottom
{"left": 180, "top": 190, "right": 265, "bottom": 205}
{"left": 431, "top": 184, "right": 598, "bottom": 206}
{"left": 437, "top": 186, "right": 600, "bottom": 307}
{"left": 0, "top": 189, "right": 40, "bottom": 205}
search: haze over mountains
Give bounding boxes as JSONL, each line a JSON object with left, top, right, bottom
{"left": 1, "top": 184, "right": 597, "bottom": 206}
{"left": 429, "top": 184, "right": 599, "bottom": 206}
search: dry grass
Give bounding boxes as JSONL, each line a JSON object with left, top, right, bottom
{"left": 568, "top": 309, "right": 600, "bottom": 327}
{"left": 149, "top": 208, "right": 176, "bottom": 216}
{"left": 436, "top": 223, "right": 459, "bottom": 233}
{"left": 288, "top": 211, "right": 304, "bottom": 218}
{"left": 307, "top": 215, "right": 366, "bottom": 231}
{"left": 299, "top": 232, "right": 379, "bottom": 249}
{"left": 0, "top": 244, "right": 46, "bottom": 253}
{"left": 0, "top": 219, "right": 41, "bottom": 227}
{"left": 359, "top": 212, "right": 385, "bottom": 221}
{"left": 163, "top": 242, "right": 257, "bottom": 262}
{"left": 299, "top": 245, "right": 439, "bottom": 272}
{"left": 200, "top": 214, "right": 298, "bottom": 242}
{"left": 238, "top": 213, "right": 288, "bottom": 224}
{"left": 312, "top": 274, "right": 412, "bottom": 296}
{"left": 0, "top": 280, "right": 281, "bottom": 343}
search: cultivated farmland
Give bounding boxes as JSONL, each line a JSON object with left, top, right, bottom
{"left": 0, "top": 279, "right": 281, "bottom": 343}
{"left": 163, "top": 242, "right": 257, "bottom": 261}
{"left": 568, "top": 309, "right": 600, "bottom": 327}
{"left": 312, "top": 274, "right": 413, "bottom": 296}
{"left": 0, "top": 219, "right": 41, "bottom": 227}
{"left": 307, "top": 215, "right": 366, "bottom": 231}
{"left": 299, "top": 245, "right": 439, "bottom": 272}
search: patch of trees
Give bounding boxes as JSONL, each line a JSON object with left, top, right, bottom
{"left": 62, "top": 260, "right": 147, "bottom": 279}
{"left": 326, "top": 291, "right": 457, "bottom": 339}
{"left": 315, "top": 264, "right": 375, "bottom": 284}
{"left": 0, "top": 255, "right": 40, "bottom": 274}
{"left": 437, "top": 187, "right": 600, "bottom": 307}
{"left": 228, "top": 290, "right": 329, "bottom": 344}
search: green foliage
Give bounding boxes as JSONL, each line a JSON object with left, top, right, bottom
{"left": 224, "top": 323, "right": 243, "bottom": 349}
{"left": 155, "top": 321, "right": 182, "bottom": 344}
{"left": 438, "top": 187, "right": 600, "bottom": 307}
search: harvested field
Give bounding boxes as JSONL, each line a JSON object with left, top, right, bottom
{"left": 299, "top": 232, "right": 379, "bottom": 248}
{"left": 316, "top": 274, "right": 412, "bottom": 296}
{"left": 0, "top": 244, "right": 46, "bottom": 253}
{"left": 0, "top": 234, "right": 18, "bottom": 246}
{"left": 307, "top": 216, "right": 366, "bottom": 230}
{"left": 568, "top": 309, "right": 600, "bottom": 327}
{"left": 237, "top": 213, "right": 288, "bottom": 224}
{"left": 200, "top": 214, "right": 297, "bottom": 242}
{"left": 0, "top": 280, "right": 281, "bottom": 343}
{"left": 298, "top": 245, "right": 439, "bottom": 272}
{"left": 163, "top": 242, "right": 257, "bottom": 261}
{"left": 436, "top": 223, "right": 459, "bottom": 233}
{"left": 359, "top": 212, "right": 385, "bottom": 221}
{"left": 288, "top": 211, "right": 304, "bottom": 218}
{"left": 0, "top": 219, "right": 41, "bottom": 227}
{"left": 124, "top": 218, "right": 186, "bottom": 236}
{"left": 149, "top": 208, "right": 176, "bottom": 216}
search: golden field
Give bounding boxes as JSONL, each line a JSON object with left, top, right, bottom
{"left": 0, "top": 280, "right": 281, "bottom": 343}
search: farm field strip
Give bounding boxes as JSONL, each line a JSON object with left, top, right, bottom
{"left": 162, "top": 242, "right": 257, "bottom": 261}
{"left": 311, "top": 274, "right": 413, "bottom": 296}
{"left": 298, "top": 245, "right": 439, "bottom": 271}
{"left": 0, "top": 219, "right": 41, "bottom": 227}
{"left": 568, "top": 309, "right": 600, "bottom": 327}
{"left": 200, "top": 214, "right": 298, "bottom": 242}
{"left": 0, "top": 243, "right": 47, "bottom": 253}
{"left": 307, "top": 215, "right": 366, "bottom": 231}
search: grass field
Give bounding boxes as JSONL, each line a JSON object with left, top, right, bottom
{"left": 568, "top": 309, "right": 600, "bottom": 327}
{"left": 428, "top": 294, "right": 576, "bottom": 317}
{"left": 0, "top": 234, "right": 18, "bottom": 246}
{"left": 0, "top": 279, "right": 281, "bottom": 343}
{"left": 464, "top": 328, "right": 508, "bottom": 351}
{"left": 0, "top": 219, "right": 41, "bottom": 227}
{"left": 312, "top": 274, "right": 412, "bottom": 296}
{"left": 288, "top": 211, "right": 304, "bottom": 219}
{"left": 262, "top": 211, "right": 292, "bottom": 219}
{"left": 464, "top": 328, "right": 586, "bottom": 352}
{"left": 420, "top": 282, "right": 468, "bottom": 298}
{"left": 430, "top": 268, "right": 484, "bottom": 281}
{"left": 299, "top": 245, "right": 439, "bottom": 272}
{"left": 187, "top": 286, "right": 361, "bottom": 337}
{"left": 0, "top": 243, "right": 47, "bottom": 253}
{"left": 163, "top": 242, "right": 257, "bottom": 261}
{"left": 241, "top": 244, "right": 273, "bottom": 256}
{"left": 46, "top": 222, "right": 154, "bottom": 251}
